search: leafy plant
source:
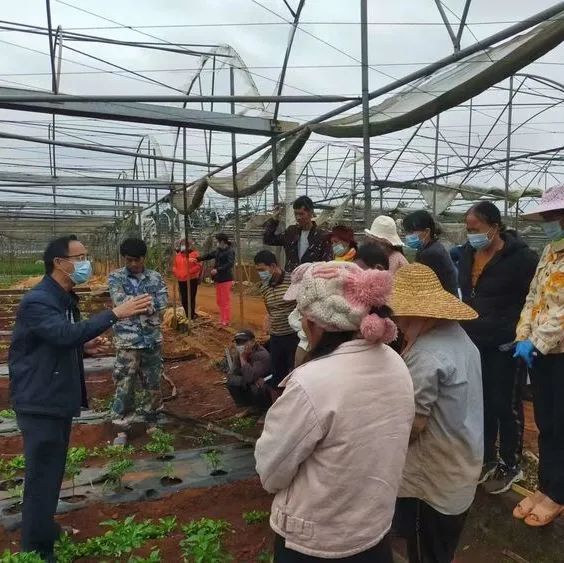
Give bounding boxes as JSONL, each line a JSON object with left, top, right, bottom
{"left": 93, "top": 444, "right": 135, "bottom": 459}
{"left": 0, "top": 409, "right": 16, "bottom": 419}
{"left": 90, "top": 397, "right": 112, "bottom": 413}
{"left": 163, "top": 462, "right": 175, "bottom": 480}
{"left": 202, "top": 450, "right": 223, "bottom": 473}
{"left": 104, "top": 458, "right": 134, "bottom": 492}
{"left": 7, "top": 483, "right": 24, "bottom": 506}
{"left": 229, "top": 417, "right": 255, "bottom": 433}
{"left": 144, "top": 429, "right": 175, "bottom": 459}
{"left": 180, "top": 518, "right": 232, "bottom": 563}
{"left": 128, "top": 550, "right": 162, "bottom": 563}
{"left": 0, "top": 550, "right": 44, "bottom": 562}
{"left": 55, "top": 517, "right": 176, "bottom": 562}
{"left": 242, "top": 510, "right": 270, "bottom": 525}
{"left": 65, "top": 447, "right": 88, "bottom": 497}
{"left": 195, "top": 430, "right": 216, "bottom": 447}
{"left": 256, "top": 551, "right": 273, "bottom": 563}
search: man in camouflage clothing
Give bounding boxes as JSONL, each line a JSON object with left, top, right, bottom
{"left": 108, "top": 238, "right": 168, "bottom": 442}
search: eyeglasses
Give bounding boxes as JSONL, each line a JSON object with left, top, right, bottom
{"left": 62, "top": 254, "right": 89, "bottom": 262}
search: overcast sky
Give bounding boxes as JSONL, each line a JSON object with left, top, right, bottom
{"left": 0, "top": 0, "right": 562, "bottom": 217}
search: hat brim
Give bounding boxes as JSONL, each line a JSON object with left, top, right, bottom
{"left": 364, "top": 230, "right": 404, "bottom": 247}
{"left": 391, "top": 290, "right": 478, "bottom": 321}
{"left": 522, "top": 200, "right": 564, "bottom": 221}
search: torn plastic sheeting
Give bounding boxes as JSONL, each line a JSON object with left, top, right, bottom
{"left": 312, "top": 13, "right": 564, "bottom": 138}
{"left": 0, "top": 443, "right": 257, "bottom": 530}
{"left": 171, "top": 128, "right": 311, "bottom": 213}
{"left": 413, "top": 182, "right": 545, "bottom": 214}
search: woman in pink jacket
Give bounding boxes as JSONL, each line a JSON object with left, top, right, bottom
{"left": 255, "top": 261, "right": 415, "bottom": 562}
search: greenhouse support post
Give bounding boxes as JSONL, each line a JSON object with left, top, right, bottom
{"left": 504, "top": 76, "right": 514, "bottom": 220}
{"left": 183, "top": 127, "right": 192, "bottom": 320}
{"left": 360, "top": 0, "right": 372, "bottom": 222}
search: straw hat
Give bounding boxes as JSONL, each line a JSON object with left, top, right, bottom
{"left": 522, "top": 184, "right": 564, "bottom": 221}
{"left": 391, "top": 263, "right": 477, "bottom": 320}
{"left": 364, "top": 215, "right": 404, "bottom": 247}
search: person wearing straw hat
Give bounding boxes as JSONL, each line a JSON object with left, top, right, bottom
{"left": 391, "top": 263, "right": 483, "bottom": 563}
{"left": 256, "top": 261, "right": 414, "bottom": 562}
{"left": 512, "top": 184, "right": 564, "bottom": 527}
{"left": 364, "top": 215, "right": 408, "bottom": 274}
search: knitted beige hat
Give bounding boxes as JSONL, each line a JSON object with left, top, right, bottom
{"left": 295, "top": 261, "right": 397, "bottom": 344}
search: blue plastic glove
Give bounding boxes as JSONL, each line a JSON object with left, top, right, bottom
{"left": 513, "top": 340, "right": 536, "bottom": 368}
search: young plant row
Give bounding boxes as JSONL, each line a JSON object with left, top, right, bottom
{"left": 0, "top": 512, "right": 272, "bottom": 562}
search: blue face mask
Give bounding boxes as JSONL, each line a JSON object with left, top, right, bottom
{"left": 405, "top": 233, "right": 423, "bottom": 250}
{"left": 258, "top": 270, "right": 272, "bottom": 285}
{"left": 332, "top": 243, "right": 347, "bottom": 257}
{"left": 542, "top": 220, "right": 564, "bottom": 241}
{"left": 467, "top": 232, "right": 492, "bottom": 250}
{"left": 69, "top": 260, "right": 93, "bottom": 285}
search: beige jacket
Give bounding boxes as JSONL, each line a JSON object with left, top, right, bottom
{"left": 255, "top": 340, "right": 415, "bottom": 559}
{"left": 516, "top": 240, "right": 564, "bottom": 355}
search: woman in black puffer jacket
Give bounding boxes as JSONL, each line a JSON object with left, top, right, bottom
{"left": 199, "top": 233, "right": 235, "bottom": 327}
{"left": 459, "top": 201, "right": 538, "bottom": 494}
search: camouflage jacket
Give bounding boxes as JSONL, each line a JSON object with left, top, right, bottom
{"left": 108, "top": 267, "right": 168, "bottom": 349}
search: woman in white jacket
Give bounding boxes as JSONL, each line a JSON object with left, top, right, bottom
{"left": 255, "top": 261, "right": 415, "bottom": 562}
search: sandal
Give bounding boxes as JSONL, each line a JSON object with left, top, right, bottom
{"left": 513, "top": 491, "right": 546, "bottom": 520}
{"left": 524, "top": 500, "right": 564, "bottom": 527}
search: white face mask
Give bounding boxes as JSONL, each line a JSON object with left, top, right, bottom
{"left": 180, "top": 245, "right": 186, "bottom": 252}
{"left": 236, "top": 344, "right": 246, "bottom": 354}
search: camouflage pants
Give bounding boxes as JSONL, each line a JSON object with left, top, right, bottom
{"left": 111, "top": 346, "right": 163, "bottom": 420}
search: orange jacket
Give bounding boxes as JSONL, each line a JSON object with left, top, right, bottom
{"left": 173, "top": 250, "right": 201, "bottom": 281}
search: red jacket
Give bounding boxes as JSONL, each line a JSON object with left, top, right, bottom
{"left": 173, "top": 250, "right": 201, "bottom": 281}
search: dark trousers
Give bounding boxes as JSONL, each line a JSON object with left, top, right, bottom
{"left": 394, "top": 498, "right": 468, "bottom": 563}
{"left": 480, "top": 347, "right": 524, "bottom": 468}
{"left": 269, "top": 333, "right": 299, "bottom": 387}
{"left": 178, "top": 279, "right": 198, "bottom": 319}
{"left": 17, "top": 413, "right": 72, "bottom": 558}
{"left": 227, "top": 382, "right": 272, "bottom": 410}
{"left": 530, "top": 353, "right": 564, "bottom": 504}
{"left": 274, "top": 533, "right": 393, "bottom": 563}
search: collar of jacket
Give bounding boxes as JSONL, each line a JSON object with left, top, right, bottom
{"left": 42, "top": 275, "right": 78, "bottom": 307}
{"left": 268, "top": 269, "right": 286, "bottom": 288}
{"left": 278, "top": 338, "right": 370, "bottom": 387}
{"left": 288, "top": 221, "right": 318, "bottom": 242}
{"left": 552, "top": 238, "right": 564, "bottom": 253}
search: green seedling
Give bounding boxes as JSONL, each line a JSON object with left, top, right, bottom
{"left": 7, "top": 483, "right": 24, "bottom": 508}
{"left": 104, "top": 458, "right": 134, "bottom": 492}
{"left": 128, "top": 550, "right": 162, "bottom": 563}
{"left": 242, "top": 510, "right": 270, "bottom": 525}
{"left": 180, "top": 518, "right": 232, "bottom": 563}
{"left": 0, "top": 550, "right": 44, "bottom": 562}
{"left": 55, "top": 516, "right": 176, "bottom": 562}
{"left": 144, "top": 429, "right": 175, "bottom": 459}
{"left": 256, "top": 551, "right": 274, "bottom": 563}
{"left": 195, "top": 430, "right": 216, "bottom": 447}
{"left": 202, "top": 450, "right": 223, "bottom": 473}
{"left": 229, "top": 417, "right": 255, "bottom": 433}
{"left": 90, "top": 397, "right": 112, "bottom": 413}
{"left": 65, "top": 447, "right": 88, "bottom": 497}
{"left": 0, "top": 409, "right": 16, "bottom": 419}
{"left": 93, "top": 444, "right": 135, "bottom": 459}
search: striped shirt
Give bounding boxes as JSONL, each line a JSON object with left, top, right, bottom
{"left": 260, "top": 272, "right": 295, "bottom": 336}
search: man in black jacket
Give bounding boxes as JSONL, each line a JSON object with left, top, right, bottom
{"left": 263, "top": 196, "right": 332, "bottom": 272}
{"left": 9, "top": 235, "right": 151, "bottom": 561}
{"left": 459, "top": 204, "right": 538, "bottom": 495}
